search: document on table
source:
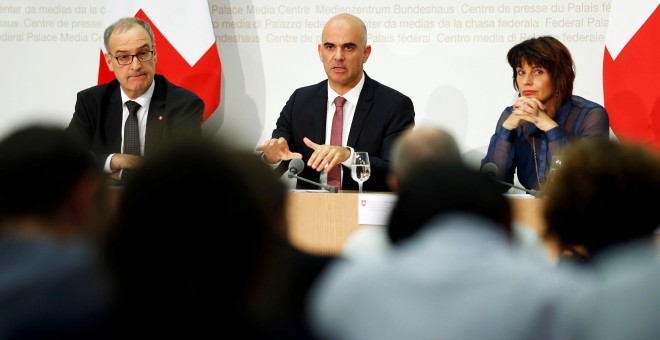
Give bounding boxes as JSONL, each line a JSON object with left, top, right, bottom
{"left": 503, "top": 193, "right": 535, "bottom": 199}
{"left": 357, "top": 193, "right": 398, "bottom": 225}
{"left": 289, "top": 189, "right": 331, "bottom": 193}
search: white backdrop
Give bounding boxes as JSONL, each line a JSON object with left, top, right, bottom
{"left": 0, "top": 0, "right": 612, "bottom": 165}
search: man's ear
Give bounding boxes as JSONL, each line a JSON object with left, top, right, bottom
{"left": 152, "top": 44, "right": 157, "bottom": 64}
{"left": 104, "top": 53, "right": 114, "bottom": 72}
{"left": 362, "top": 44, "right": 372, "bottom": 63}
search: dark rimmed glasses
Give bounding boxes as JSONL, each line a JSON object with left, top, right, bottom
{"left": 109, "top": 51, "right": 155, "bottom": 65}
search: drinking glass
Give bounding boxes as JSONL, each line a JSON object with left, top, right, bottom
{"left": 351, "top": 152, "right": 371, "bottom": 194}
{"left": 546, "top": 155, "right": 563, "bottom": 189}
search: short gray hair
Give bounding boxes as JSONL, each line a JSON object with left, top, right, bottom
{"left": 104, "top": 17, "right": 155, "bottom": 53}
{"left": 390, "top": 126, "right": 462, "bottom": 181}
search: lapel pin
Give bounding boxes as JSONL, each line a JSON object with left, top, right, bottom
{"left": 158, "top": 115, "right": 164, "bottom": 121}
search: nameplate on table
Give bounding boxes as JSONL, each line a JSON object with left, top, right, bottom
{"left": 357, "top": 193, "right": 397, "bottom": 225}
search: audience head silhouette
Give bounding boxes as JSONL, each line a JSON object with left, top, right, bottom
{"left": 0, "top": 124, "right": 102, "bottom": 235}
{"left": 0, "top": 124, "right": 107, "bottom": 339}
{"left": 544, "top": 138, "right": 660, "bottom": 261}
{"left": 309, "top": 148, "right": 586, "bottom": 340}
{"left": 103, "top": 138, "right": 272, "bottom": 337}
{"left": 387, "top": 161, "right": 512, "bottom": 245}
{"left": 388, "top": 126, "right": 462, "bottom": 192}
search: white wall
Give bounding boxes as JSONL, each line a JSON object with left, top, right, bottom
{"left": 0, "top": 0, "right": 612, "bottom": 162}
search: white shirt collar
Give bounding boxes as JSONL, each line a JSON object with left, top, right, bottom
{"left": 120, "top": 79, "right": 155, "bottom": 108}
{"left": 327, "top": 71, "right": 365, "bottom": 106}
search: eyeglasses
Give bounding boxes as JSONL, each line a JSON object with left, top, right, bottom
{"left": 109, "top": 51, "right": 155, "bottom": 65}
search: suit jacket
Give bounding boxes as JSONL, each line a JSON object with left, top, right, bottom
{"left": 272, "top": 72, "right": 415, "bottom": 192}
{"left": 66, "top": 74, "right": 204, "bottom": 169}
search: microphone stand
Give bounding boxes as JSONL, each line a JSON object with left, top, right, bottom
{"left": 491, "top": 177, "right": 542, "bottom": 198}
{"left": 288, "top": 172, "right": 338, "bottom": 193}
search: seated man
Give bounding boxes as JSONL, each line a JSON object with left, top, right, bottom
{"left": 66, "top": 16, "right": 204, "bottom": 183}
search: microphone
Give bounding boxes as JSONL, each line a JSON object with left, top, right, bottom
{"left": 288, "top": 158, "right": 304, "bottom": 176}
{"left": 481, "top": 162, "right": 542, "bottom": 198}
{"left": 287, "top": 158, "right": 338, "bottom": 193}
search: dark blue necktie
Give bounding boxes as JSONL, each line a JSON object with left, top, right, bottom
{"left": 124, "top": 100, "right": 141, "bottom": 156}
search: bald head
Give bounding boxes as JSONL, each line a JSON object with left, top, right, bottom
{"left": 322, "top": 13, "right": 368, "bottom": 47}
{"left": 388, "top": 126, "right": 462, "bottom": 191}
{"left": 319, "top": 13, "right": 371, "bottom": 94}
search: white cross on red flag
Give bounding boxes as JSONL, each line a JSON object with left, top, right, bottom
{"left": 97, "top": 0, "right": 221, "bottom": 123}
{"left": 603, "top": 2, "right": 660, "bottom": 150}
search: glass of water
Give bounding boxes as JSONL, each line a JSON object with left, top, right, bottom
{"left": 546, "top": 155, "right": 563, "bottom": 189}
{"left": 351, "top": 152, "right": 371, "bottom": 194}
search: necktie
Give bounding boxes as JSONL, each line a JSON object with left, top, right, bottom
{"left": 124, "top": 100, "right": 141, "bottom": 156}
{"left": 328, "top": 96, "right": 346, "bottom": 190}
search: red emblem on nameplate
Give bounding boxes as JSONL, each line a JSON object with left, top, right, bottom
{"left": 361, "top": 200, "right": 367, "bottom": 206}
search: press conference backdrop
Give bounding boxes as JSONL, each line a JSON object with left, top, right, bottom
{"left": 0, "top": 0, "right": 613, "bottom": 161}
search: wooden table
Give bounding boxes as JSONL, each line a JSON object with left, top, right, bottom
{"left": 286, "top": 192, "right": 557, "bottom": 260}
{"left": 286, "top": 192, "right": 364, "bottom": 255}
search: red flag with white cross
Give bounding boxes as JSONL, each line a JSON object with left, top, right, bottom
{"left": 98, "top": 0, "right": 221, "bottom": 123}
{"left": 603, "top": 2, "right": 660, "bottom": 150}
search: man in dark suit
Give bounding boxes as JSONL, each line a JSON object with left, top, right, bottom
{"left": 256, "top": 13, "right": 415, "bottom": 192}
{"left": 66, "top": 17, "right": 204, "bottom": 183}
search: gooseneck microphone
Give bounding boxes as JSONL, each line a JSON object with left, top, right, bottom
{"left": 481, "top": 162, "right": 542, "bottom": 198}
{"left": 288, "top": 158, "right": 338, "bottom": 193}
{"left": 287, "top": 158, "right": 305, "bottom": 176}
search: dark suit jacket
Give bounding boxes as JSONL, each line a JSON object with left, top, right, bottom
{"left": 66, "top": 74, "right": 204, "bottom": 169}
{"left": 272, "top": 72, "right": 415, "bottom": 192}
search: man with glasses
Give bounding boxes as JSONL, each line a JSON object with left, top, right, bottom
{"left": 67, "top": 17, "right": 204, "bottom": 182}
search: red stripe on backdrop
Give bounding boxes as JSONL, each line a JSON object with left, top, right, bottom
{"left": 98, "top": 51, "right": 113, "bottom": 85}
{"left": 603, "top": 6, "right": 660, "bottom": 151}
{"left": 97, "top": 9, "right": 221, "bottom": 123}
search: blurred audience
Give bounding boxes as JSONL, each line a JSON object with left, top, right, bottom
{"left": 309, "top": 161, "right": 590, "bottom": 340}
{"left": 574, "top": 238, "right": 660, "bottom": 340}
{"left": 102, "top": 137, "right": 328, "bottom": 339}
{"left": 386, "top": 125, "right": 461, "bottom": 192}
{"left": 101, "top": 138, "right": 270, "bottom": 338}
{"left": 543, "top": 138, "right": 660, "bottom": 264}
{"left": 385, "top": 163, "right": 513, "bottom": 245}
{"left": 342, "top": 126, "right": 462, "bottom": 261}
{"left": 233, "top": 149, "right": 332, "bottom": 339}
{"left": 541, "top": 138, "right": 660, "bottom": 339}
{"left": 343, "top": 125, "right": 552, "bottom": 265}
{"left": 0, "top": 124, "right": 109, "bottom": 339}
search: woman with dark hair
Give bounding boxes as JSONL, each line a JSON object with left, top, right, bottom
{"left": 481, "top": 35, "right": 610, "bottom": 192}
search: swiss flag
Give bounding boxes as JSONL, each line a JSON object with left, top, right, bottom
{"left": 603, "top": 2, "right": 660, "bottom": 151}
{"left": 98, "top": 1, "right": 221, "bottom": 123}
